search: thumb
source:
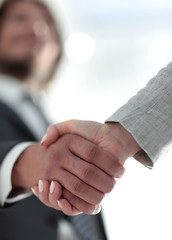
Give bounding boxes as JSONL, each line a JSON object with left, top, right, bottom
{"left": 40, "top": 120, "right": 75, "bottom": 147}
{"left": 40, "top": 124, "right": 60, "bottom": 147}
{"left": 40, "top": 120, "right": 103, "bottom": 147}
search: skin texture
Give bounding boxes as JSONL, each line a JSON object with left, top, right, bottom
{"left": 32, "top": 120, "right": 141, "bottom": 215}
{"left": 13, "top": 134, "right": 124, "bottom": 215}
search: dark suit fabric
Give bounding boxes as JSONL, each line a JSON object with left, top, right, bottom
{"left": 0, "top": 101, "right": 60, "bottom": 239}
{"left": 0, "top": 101, "right": 107, "bottom": 240}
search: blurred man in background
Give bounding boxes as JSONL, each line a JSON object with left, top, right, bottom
{"left": 0, "top": 0, "right": 115, "bottom": 239}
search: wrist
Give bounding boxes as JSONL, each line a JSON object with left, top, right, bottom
{"left": 105, "top": 122, "right": 141, "bottom": 164}
{"left": 12, "top": 143, "right": 42, "bottom": 190}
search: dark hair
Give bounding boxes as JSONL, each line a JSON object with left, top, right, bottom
{"left": 0, "top": 0, "right": 63, "bottom": 87}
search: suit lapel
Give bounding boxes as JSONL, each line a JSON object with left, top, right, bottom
{"left": 0, "top": 101, "right": 37, "bottom": 141}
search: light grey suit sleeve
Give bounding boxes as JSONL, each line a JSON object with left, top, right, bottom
{"left": 106, "top": 62, "right": 172, "bottom": 168}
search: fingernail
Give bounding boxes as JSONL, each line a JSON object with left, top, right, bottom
{"left": 50, "top": 181, "right": 55, "bottom": 194}
{"left": 31, "top": 188, "right": 38, "bottom": 197}
{"left": 40, "top": 134, "right": 47, "bottom": 145}
{"left": 57, "top": 200, "right": 62, "bottom": 210}
{"left": 93, "top": 205, "right": 101, "bottom": 215}
{"left": 39, "top": 180, "right": 44, "bottom": 193}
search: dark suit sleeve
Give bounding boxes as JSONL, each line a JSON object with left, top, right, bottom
{"left": 0, "top": 102, "right": 36, "bottom": 164}
{"left": 0, "top": 102, "right": 38, "bottom": 211}
{"left": 0, "top": 103, "right": 62, "bottom": 240}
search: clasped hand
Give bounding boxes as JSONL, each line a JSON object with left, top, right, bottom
{"left": 31, "top": 120, "right": 139, "bottom": 216}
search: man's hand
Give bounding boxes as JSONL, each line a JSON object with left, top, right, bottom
{"left": 34, "top": 120, "right": 141, "bottom": 215}
{"left": 42, "top": 120, "right": 141, "bottom": 164}
{"left": 12, "top": 133, "right": 124, "bottom": 215}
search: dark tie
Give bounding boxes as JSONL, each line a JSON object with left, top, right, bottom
{"left": 68, "top": 212, "right": 108, "bottom": 240}
{"left": 23, "top": 93, "right": 50, "bottom": 126}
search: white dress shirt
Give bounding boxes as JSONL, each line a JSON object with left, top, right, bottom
{"left": 0, "top": 74, "right": 48, "bottom": 206}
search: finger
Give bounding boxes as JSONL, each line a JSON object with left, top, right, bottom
{"left": 48, "top": 181, "right": 82, "bottom": 216}
{"left": 31, "top": 184, "right": 59, "bottom": 209}
{"left": 31, "top": 185, "right": 39, "bottom": 197}
{"left": 58, "top": 169, "right": 105, "bottom": 205}
{"left": 32, "top": 182, "right": 101, "bottom": 215}
{"left": 41, "top": 120, "right": 98, "bottom": 147}
{"left": 46, "top": 138, "right": 111, "bottom": 205}
{"left": 41, "top": 125, "right": 60, "bottom": 147}
{"left": 62, "top": 188, "right": 101, "bottom": 215}
{"left": 49, "top": 181, "right": 63, "bottom": 209}
{"left": 68, "top": 134, "right": 125, "bottom": 179}
{"left": 52, "top": 120, "right": 102, "bottom": 143}
{"left": 36, "top": 180, "right": 63, "bottom": 211}
{"left": 65, "top": 148, "right": 116, "bottom": 193}
{"left": 58, "top": 198, "right": 101, "bottom": 216}
{"left": 52, "top": 134, "right": 118, "bottom": 193}
{"left": 37, "top": 180, "right": 52, "bottom": 208}
{"left": 57, "top": 198, "right": 82, "bottom": 216}
{"left": 40, "top": 142, "right": 107, "bottom": 206}
{"left": 41, "top": 120, "right": 125, "bottom": 178}
{"left": 48, "top": 180, "right": 100, "bottom": 215}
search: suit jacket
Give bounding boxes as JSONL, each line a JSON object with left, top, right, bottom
{"left": 0, "top": 101, "right": 62, "bottom": 240}
{"left": 0, "top": 100, "right": 107, "bottom": 240}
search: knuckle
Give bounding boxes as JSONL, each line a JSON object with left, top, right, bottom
{"left": 61, "top": 134, "right": 70, "bottom": 142}
{"left": 73, "top": 180, "right": 85, "bottom": 194}
{"left": 82, "top": 204, "right": 96, "bottom": 215}
{"left": 47, "top": 124, "right": 53, "bottom": 133}
{"left": 111, "top": 162, "right": 125, "bottom": 178}
{"left": 42, "top": 151, "right": 62, "bottom": 178}
{"left": 107, "top": 165, "right": 115, "bottom": 177}
{"left": 41, "top": 158, "right": 53, "bottom": 178}
{"left": 63, "top": 190, "right": 95, "bottom": 214}
{"left": 48, "top": 149, "right": 58, "bottom": 163}
{"left": 94, "top": 192, "right": 105, "bottom": 205}
{"left": 62, "top": 134, "right": 74, "bottom": 144}
{"left": 106, "top": 179, "right": 116, "bottom": 193}
{"left": 87, "top": 145, "right": 98, "bottom": 161}
{"left": 116, "top": 166, "right": 125, "bottom": 178}
{"left": 67, "top": 195, "right": 76, "bottom": 205}
{"left": 49, "top": 147, "right": 64, "bottom": 165}
{"left": 63, "top": 190, "right": 75, "bottom": 204}
{"left": 83, "top": 166, "right": 94, "bottom": 181}
{"left": 43, "top": 167, "right": 51, "bottom": 178}
{"left": 109, "top": 160, "right": 120, "bottom": 176}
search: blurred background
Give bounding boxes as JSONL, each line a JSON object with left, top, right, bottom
{"left": 45, "top": 1, "right": 172, "bottom": 239}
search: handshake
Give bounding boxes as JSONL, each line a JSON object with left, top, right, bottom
{"left": 12, "top": 120, "right": 141, "bottom": 216}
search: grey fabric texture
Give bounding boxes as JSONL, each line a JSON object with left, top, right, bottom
{"left": 107, "top": 62, "right": 172, "bottom": 167}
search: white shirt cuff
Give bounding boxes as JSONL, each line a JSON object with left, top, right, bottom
{"left": 0, "top": 142, "right": 33, "bottom": 206}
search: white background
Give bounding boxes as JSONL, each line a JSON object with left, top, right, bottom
{"left": 45, "top": 1, "right": 172, "bottom": 239}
